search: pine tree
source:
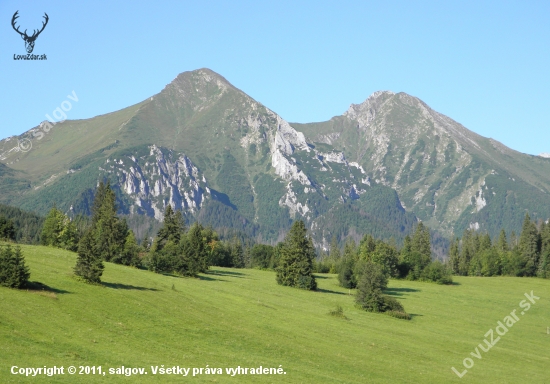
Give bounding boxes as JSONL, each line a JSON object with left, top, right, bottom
{"left": 338, "top": 239, "right": 357, "bottom": 288}
{"left": 458, "top": 229, "right": 474, "bottom": 275}
{"left": 93, "top": 183, "right": 123, "bottom": 262}
{"left": 41, "top": 206, "right": 65, "bottom": 247}
{"left": 116, "top": 230, "right": 141, "bottom": 267}
{"left": 518, "top": 213, "right": 540, "bottom": 276}
{"left": 74, "top": 230, "right": 104, "bottom": 283}
{"left": 411, "top": 222, "right": 432, "bottom": 267}
{"left": 354, "top": 261, "right": 389, "bottom": 312}
{"left": 182, "top": 223, "right": 206, "bottom": 276}
{"left": 496, "top": 229, "right": 509, "bottom": 252}
{"left": 479, "top": 233, "right": 492, "bottom": 252}
{"left": 448, "top": 238, "right": 460, "bottom": 274}
{"left": 0, "top": 245, "right": 30, "bottom": 288}
{"left": 156, "top": 206, "right": 185, "bottom": 249}
{"left": 329, "top": 236, "right": 340, "bottom": 260}
{"left": 0, "top": 216, "right": 16, "bottom": 241}
{"left": 276, "top": 220, "right": 317, "bottom": 290}
{"left": 229, "top": 236, "right": 245, "bottom": 268}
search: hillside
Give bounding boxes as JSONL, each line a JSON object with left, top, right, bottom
{"left": 0, "top": 244, "right": 549, "bottom": 383}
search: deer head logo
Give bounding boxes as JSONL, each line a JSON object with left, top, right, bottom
{"left": 11, "top": 11, "right": 49, "bottom": 54}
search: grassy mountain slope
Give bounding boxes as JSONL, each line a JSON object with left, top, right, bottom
{"left": 1, "top": 244, "right": 549, "bottom": 383}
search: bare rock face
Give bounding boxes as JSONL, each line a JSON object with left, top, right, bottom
{"left": 100, "top": 145, "right": 209, "bottom": 221}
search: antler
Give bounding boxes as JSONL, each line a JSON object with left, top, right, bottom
{"left": 29, "top": 13, "right": 49, "bottom": 39}
{"left": 11, "top": 11, "right": 25, "bottom": 37}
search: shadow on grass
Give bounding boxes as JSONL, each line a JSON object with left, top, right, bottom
{"left": 384, "top": 287, "right": 420, "bottom": 297}
{"left": 409, "top": 313, "right": 423, "bottom": 319}
{"left": 317, "top": 288, "right": 347, "bottom": 296}
{"left": 197, "top": 275, "right": 228, "bottom": 282}
{"left": 26, "top": 281, "right": 70, "bottom": 294}
{"left": 207, "top": 270, "right": 246, "bottom": 278}
{"left": 313, "top": 274, "right": 331, "bottom": 279}
{"left": 102, "top": 282, "right": 159, "bottom": 291}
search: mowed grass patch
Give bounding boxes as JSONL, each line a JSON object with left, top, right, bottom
{"left": 0, "top": 244, "right": 548, "bottom": 383}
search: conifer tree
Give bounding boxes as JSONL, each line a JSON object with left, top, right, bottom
{"left": 276, "top": 220, "right": 317, "bottom": 290}
{"left": 41, "top": 206, "right": 65, "bottom": 247}
{"left": 182, "top": 223, "right": 206, "bottom": 276}
{"left": 448, "top": 238, "right": 460, "bottom": 274}
{"left": 0, "top": 245, "right": 30, "bottom": 288}
{"left": 74, "top": 230, "right": 104, "bottom": 283}
{"left": 355, "top": 261, "right": 386, "bottom": 312}
{"left": 0, "top": 215, "right": 16, "bottom": 241}
{"left": 496, "top": 229, "right": 509, "bottom": 253}
{"left": 338, "top": 239, "right": 357, "bottom": 288}
{"left": 116, "top": 230, "right": 141, "bottom": 267}
{"left": 329, "top": 236, "right": 340, "bottom": 260}
{"left": 411, "top": 222, "right": 431, "bottom": 267}
{"left": 519, "top": 213, "right": 540, "bottom": 276}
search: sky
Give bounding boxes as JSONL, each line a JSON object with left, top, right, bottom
{"left": 0, "top": 1, "right": 549, "bottom": 155}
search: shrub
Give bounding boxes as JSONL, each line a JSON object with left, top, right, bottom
{"left": 420, "top": 261, "right": 453, "bottom": 284}
{"left": 328, "top": 305, "right": 348, "bottom": 319}
{"left": 381, "top": 295, "right": 405, "bottom": 312}
{"left": 386, "top": 310, "right": 411, "bottom": 320}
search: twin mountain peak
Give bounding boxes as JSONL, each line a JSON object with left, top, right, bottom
{"left": 1, "top": 68, "right": 549, "bottom": 249}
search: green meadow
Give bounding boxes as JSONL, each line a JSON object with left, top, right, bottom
{"left": 1, "top": 244, "right": 549, "bottom": 383}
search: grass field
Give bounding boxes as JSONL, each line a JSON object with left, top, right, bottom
{"left": 1, "top": 244, "right": 549, "bottom": 383}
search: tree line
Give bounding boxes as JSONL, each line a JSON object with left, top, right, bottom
{"left": 447, "top": 213, "right": 550, "bottom": 278}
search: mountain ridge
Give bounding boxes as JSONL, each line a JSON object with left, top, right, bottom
{"left": 1, "top": 68, "right": 549, "bottom": 249}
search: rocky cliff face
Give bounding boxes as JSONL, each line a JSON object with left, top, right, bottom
{"left": 98, "top": 145, "right": 211, "bottom": 221}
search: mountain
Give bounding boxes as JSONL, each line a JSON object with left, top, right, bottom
{"left": 293, "top": 91, "right": 550, "bottom": 238}
{"left": 0, "top": 69, "right": 416, "bottom": 248}
{"left": 1, "top": 69, "right": 549, "bottom": 249}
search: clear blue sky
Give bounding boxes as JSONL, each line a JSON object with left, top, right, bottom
{"left": 1, "top": 1, "right": 549, "bottom": 155}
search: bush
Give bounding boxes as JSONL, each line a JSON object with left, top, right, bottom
{"left": 328, "top": 305, "right": 348, "bottom": 319}
{"left": 386, "top": 310, "right": 411, "bottom": 320}
{"left": 381, "top": 295, "right": 405, "bottom": 312}
{"left": 420, "top": 261, "right": 453, "bottom": 284}
{"left": 0, "top": 245, "right": 30, "bottom": 288}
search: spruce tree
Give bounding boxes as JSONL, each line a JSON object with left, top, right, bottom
{"left": 411, "top": 222, "right": 431, "bottom": 268}
{"left": 229, "top": 236, "right": 245, "bottom": 268}
{"left": 41, "top": 206, "right": 65, "bottom": 247}
{"left": 0, "top": 216, "right": 16, "bottom": 241}
{"left": 448, "top": 238, "right": 460, "bottom": 274}
{"left": 496, "top": 229, "right": 509, "bottom": 252}
{"left": 338, "top": 241, "right": 356, "bottom": 288}
{"left": 276, "top": 220, "right": 317, "bottom": 290}
{"left": 74, "top": 230, "right": 104, "bottom": 283}
{"left": 329, "top": 236, "right": 340, "bottom": 260}
{"left": 518, "top": 213, "right": 540, "bottom": 276}
{"left": 0, "top": 245, "right": 30, "bottom": 288}
{"left": 354, "top": 261, "right": 389, "bottom": 312}
{"left": 182, "top": 223, "right": 206, "bottom": 276}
